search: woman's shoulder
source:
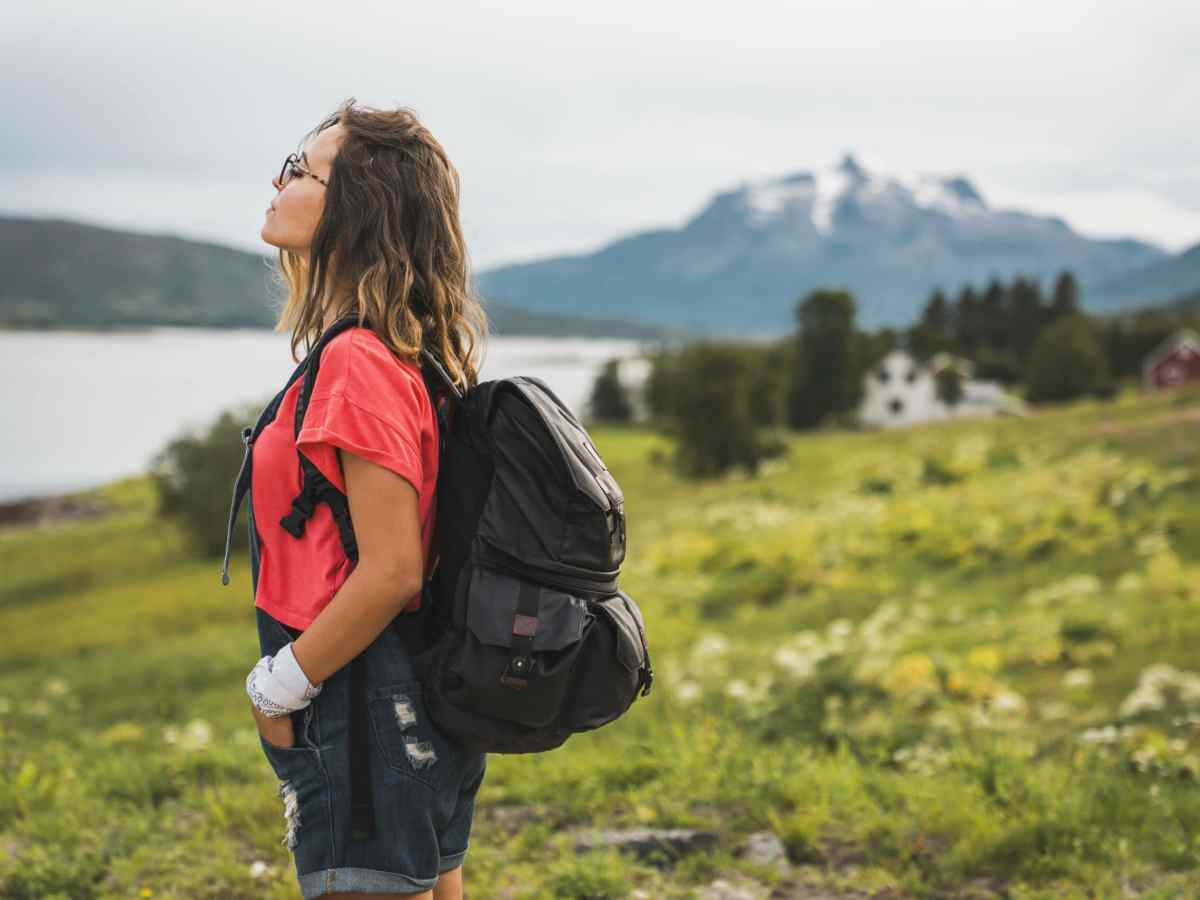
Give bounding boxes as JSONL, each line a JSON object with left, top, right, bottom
{"left": 325, "top": 325, "right": 422, "bottom": 376}
{"left": 319, "top": 325, "right": 428, "bottom": 410}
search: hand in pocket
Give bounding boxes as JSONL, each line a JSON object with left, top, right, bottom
{"left": 250, "top": 699, "right": 296, "bottom": 749}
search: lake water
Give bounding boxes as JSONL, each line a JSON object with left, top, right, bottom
{"left": 1, "top": 327, "right": 650, "bottom": 503}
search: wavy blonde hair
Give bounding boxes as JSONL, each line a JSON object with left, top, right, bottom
{"left": 270, "top": 97, "right": 489, "bottom": 399}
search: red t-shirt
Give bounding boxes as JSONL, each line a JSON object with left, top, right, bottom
{"left": 251, "top": 325, "right": 440, "bottom": 631}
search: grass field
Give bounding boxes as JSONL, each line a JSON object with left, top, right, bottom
{"left": 2, "top": 382, "right": 1199, "bottom": 899}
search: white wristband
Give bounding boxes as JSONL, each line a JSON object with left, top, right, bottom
{"left": 272, "top": 642, "right": 323, "bottom": 703}
{"left": 245, "top": 643, "right": 322, "bottom": 718}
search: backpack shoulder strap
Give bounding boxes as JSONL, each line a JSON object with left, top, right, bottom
{"left": 278, "top": 314, "right": 367, "bottom": 559}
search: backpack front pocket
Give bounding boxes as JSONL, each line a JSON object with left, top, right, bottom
{"left": 447, "top": 563, "right": 595, "bottom": 728}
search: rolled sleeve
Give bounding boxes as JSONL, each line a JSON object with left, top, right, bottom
{"left": 297, "top": 392, "right": 423, "bottom": 496}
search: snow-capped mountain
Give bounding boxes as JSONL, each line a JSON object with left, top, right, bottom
{"left": 740, "top": 155, "right": 987, "bottom": 237}
{"left": 476, "top": 154, "right": 1171, "bottom": 335}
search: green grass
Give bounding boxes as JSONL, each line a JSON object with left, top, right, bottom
{"left": 3, "top": 382, "right": 1200, "bottom": 898}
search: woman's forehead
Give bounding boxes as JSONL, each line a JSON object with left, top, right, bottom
{"left": 305, "top": 123, "right": 345, "bottom": 166}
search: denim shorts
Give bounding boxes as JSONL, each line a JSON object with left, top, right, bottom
{"left": 254, "top": 603, "right": 488, "bottom": 897}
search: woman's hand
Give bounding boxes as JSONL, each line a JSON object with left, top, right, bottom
{"left": 250, "top": 699, "right": 296, "bottom": 749}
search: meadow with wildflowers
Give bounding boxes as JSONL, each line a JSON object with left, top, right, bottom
{"left": 1, "top": 383, "right": 1199, "bottom": 898}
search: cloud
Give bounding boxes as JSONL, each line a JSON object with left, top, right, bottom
{"left": 1, "top": 0, "right": 1197, "bottom": 260}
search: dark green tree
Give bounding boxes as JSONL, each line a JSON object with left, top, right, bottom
{"left": 1051, "top": 270, "right": 1080, "bottom": 319}
{"left": 934, "top": 365, "right": 965, "bottom": 407}
{"left": 978, "top": 279, "right": 1008, "bottom": 354}
{"left": 1025, "top": 313, "right": 1112, "bottom": 403}
{"left": 787, "top": 289, "right": 863, "bottom": 429}
{"left": 642, "top": 344, "right": 684, "bottom": 426}
{"left": 1007, "top": 275, "right": 1047, "bottom": 363}
{"left": 746, "top": 339, "right": 792, "bottom": 426}
{"left": 973, "top": 344, "right": 1023, "bottom": 384}
{"left": 666, "top": 341, "right": 764, "bottom": 478}
{"left": 1099, "top": 310, "right": 1184, "bottom": 379}
{"left": 586, "top": 358, "right": 633, "bottom": 423}
{"left": 954, "top": 284, "right": 984, "bottom": 355}
{"left": 909, "top": 288, "right": 955, "bottom": 360}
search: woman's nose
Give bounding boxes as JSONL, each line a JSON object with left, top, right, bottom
{"left": 271, "top": 175, "right": 283, "bottom": 191}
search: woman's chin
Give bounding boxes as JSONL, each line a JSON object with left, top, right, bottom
{"left": 260, "top": 223, "right": 282, "bottom": 249}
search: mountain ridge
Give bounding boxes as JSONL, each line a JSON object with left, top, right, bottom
{"left": 477, "top": 153, "right": 1181, "bottom": 333}
{"left": 0, "top": 215, "right": 685, "bottom": 341}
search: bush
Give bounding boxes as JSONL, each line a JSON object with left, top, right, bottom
{"left": 148, "top": 401, "right": 264, "bottom": 557}
{"left": 585, "top": 358, "right": 633, "bottom": 423}
{"left": 660, "top": 341, "right": 765, "bottom": 478}
{"left": 1025, "top": 314, "right": 1113, "bottom": 403}
{"left": 974, "top": 344, "right": 1024, "bottom": 384}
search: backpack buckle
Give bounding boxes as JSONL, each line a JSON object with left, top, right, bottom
{"left": 279, "top": 494, "right": 316, "bottom": 538}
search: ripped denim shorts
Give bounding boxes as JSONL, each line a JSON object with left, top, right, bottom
{"left": 254, "top": 603, "right": 488, "bottom": 897}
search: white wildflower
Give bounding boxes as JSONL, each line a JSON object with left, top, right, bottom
{"left": 1037, "top": 700, "right": 1073, "bottom": 721}
{"left": 772, "top": 646, "right": 818, "bottom": 680}
{"left": 692, "top": 634, "right": 729, "bottom": 659}
{"left": 1135, "top": 532, "right": 1171, "bottom": 557}
{"left": 673, "top": 680, "right": 702, "bottom": 704}
{"left": 1062, "top": 668, "right": 1093, "bottom": 689}
{"left": 725, "top": 679, "right": 752, "bottom": 701}
{"left": 1079, "top": 724, "right": 1120, "bottom": 744}
{"left": 828, "top": 619, "right": 853, "bottom": 639}
{"left": 1120, "top": 685, "right": 1166, "bottom": 717}
{"left": 1120, "top": 663, "right": 1200, "bottom": 717}
{"left": 990, "top": 689, "right": 1027, "bottom": 716}
{"left": 1024, "top": 574, "right": 1101, "bottom": 606}
{"left": 177, "top": 718, "right": 212, "bottom": 752}
{"left": 1116, "top": 572, "right": 1142, "bottom": 593}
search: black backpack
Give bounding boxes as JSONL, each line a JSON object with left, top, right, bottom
{"left": 408, "top": 331, "right": 654, "bottom": 756}
{"left": 221, "top": 314, "right": 653, "bottom": 826}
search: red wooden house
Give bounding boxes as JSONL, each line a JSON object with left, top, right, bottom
{"left": 1143, "top": 328, "right": 1200, "bottom": 390}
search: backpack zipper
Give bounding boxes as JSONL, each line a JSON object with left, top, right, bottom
{"left": 476, "top": 541, "right": 618, "bottom": 597}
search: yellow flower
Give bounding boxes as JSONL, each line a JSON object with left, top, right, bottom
{"left": 946, "top": 669, "right": 999, "bottom": 700}
{"left": 880, "top": 653, "right": 939, "bottom": 698}
{"left": 966, "top": 646, "right": 1002, "bottom": 673}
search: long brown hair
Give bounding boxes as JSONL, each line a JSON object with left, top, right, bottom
{"left": 270, "top": 97, "right": 489, "bottom": 398}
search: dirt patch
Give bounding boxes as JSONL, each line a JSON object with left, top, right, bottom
{"left": 1090, "top": 405, "right": 1200, "bottom": 437}
{"left": 0, "top": 490, "right": 111, "bottom": 532}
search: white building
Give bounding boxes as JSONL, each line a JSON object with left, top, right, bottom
{"left": 614, "top": 355, "right": 654, "bottom": 422}
{"left": 859, "top": 349, "right": 1022, "bottom": 428}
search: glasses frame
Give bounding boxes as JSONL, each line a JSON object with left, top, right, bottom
{"left": 278, "top": 153, "right": 328, "bottom": 188}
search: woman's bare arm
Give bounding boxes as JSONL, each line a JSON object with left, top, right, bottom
{"left": 288, "top": 448, "right": 425, "bottom": 685}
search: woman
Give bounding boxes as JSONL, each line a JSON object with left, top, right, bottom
{"left": 243, "top": 97, "right": 490, "bottom": 899}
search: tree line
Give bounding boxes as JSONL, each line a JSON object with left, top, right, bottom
{"left": 588, "top": 270, "right": 1200, "bottom": 478}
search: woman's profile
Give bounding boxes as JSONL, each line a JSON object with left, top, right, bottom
{"left": 243, "top": 96, "right": 490, "bottom": 900}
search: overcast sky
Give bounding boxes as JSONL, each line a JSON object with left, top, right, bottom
{"left": 2, "top": 0, "right": 1196, "bottom": 270}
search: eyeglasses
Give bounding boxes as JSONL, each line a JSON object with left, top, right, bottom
{"left": 278, "top": 153, "right": 328, "bottom": 189}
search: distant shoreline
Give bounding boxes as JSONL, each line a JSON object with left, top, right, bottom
{"left": 0, "top": 322, "right": 277, "bottom": 334}
{"left": 0, "top": 485, "right": 113, "bottom": 531}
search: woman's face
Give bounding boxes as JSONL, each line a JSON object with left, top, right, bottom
{"left": 261, "top": 123, "right": 345, "bottom": 255}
